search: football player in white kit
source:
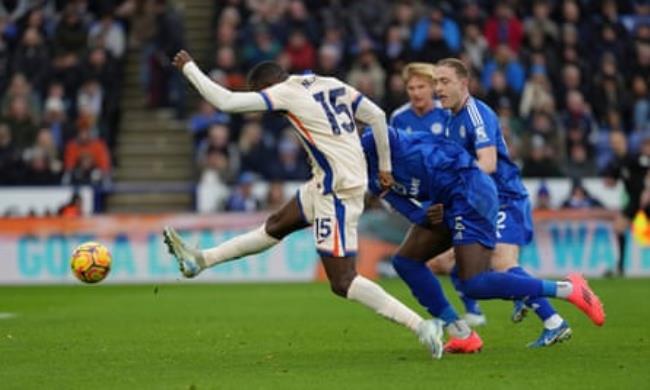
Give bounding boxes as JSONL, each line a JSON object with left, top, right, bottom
{"left": 162, "top": 50, "right": 444, "bottom": 358}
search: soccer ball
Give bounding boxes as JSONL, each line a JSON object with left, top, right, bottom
{"left": 70, "top": 242, "right": 112, "bottom": 284}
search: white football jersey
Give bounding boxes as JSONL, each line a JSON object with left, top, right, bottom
{"left": 261, "top": 75, "right": 367, "bottom": 196}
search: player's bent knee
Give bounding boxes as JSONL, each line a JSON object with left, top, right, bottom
{"left": 330, "top": 276, "right": 353, "bottom": 297}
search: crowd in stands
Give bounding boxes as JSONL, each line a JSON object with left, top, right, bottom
{"left": 192, "top": 0, "right": 649, "bottom": 212}
{"left": 0, "top": 0, "right": 184, "bottom": 192}
{"left": 0, "top": 0, "right": 131, "bottom": 188}
{"left": 1, "top": 0, "right": 648, "bottom": 214}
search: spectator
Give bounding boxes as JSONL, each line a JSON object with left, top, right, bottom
{"left": 315, "top": 44, "right": 344, "bottom": 79}
{"left": 150, "top": 0, "right": 185, "bottom": 115}
{"left": 199, "top": 148, "right": 230, "bottom": 211}
{"left": 561, "top": 90, "right": 597, "bottom": 151}
{"left": 238, "top": 120, "right": 275, "bottom": 178}
{"left": 565, "top": 143, "right": 597, "bottom": 178}
{"left": 283, "top": 29, "right": 316, "bottom": 72}
{"left": 88, "top": 9, "right": 127, "bottom": 60}
{"left": 1, "top": 73, "right": 41, "bottom": 120}
{"left": 519, "top": 66, "right": 554, "bottom": 117}
{"left": 210, "top": 46, "right": 245, "bottom": 91}
{"left": 592, "top": 54, "right": 627, "bottom": 124}
{"left": 562, "top": 180, "right": 604, "bottom": 209}
{"left": 268, "top": 132, "right": 310, "bottom": 181}
{"left": 535, "top": 181, "right": 552, "bottom": 210}
{"left": 484, "top": 70, "right": 519, "bottom": 114}
{"left": 225, "top": 172, "right": 261, "bottom": 212}
{"left": 411, "top": 5, "right": 461, "bottom": 54}
{"left": 54, "top": 5, "right": 88, "bottom": 59}
{"left": 11, "top": 27, "right": 49, "bottom": 92}
{"left": 481, "top": 44, "right": 525, "bottom": 94}
{"left": 522, "top": 135, "right": 564, "bottom": 177}
{"left": 631, "top": 75, "right": 650, "bottom": 133}
{"left": 264, "top": 181, "right": 286, "bottom": 210}
{"left": 0, "top": 123, "right": 23, "bottom": 185}
{"left": 189, "top": 100, "right": 230, "bottom": 145}
{"left": 2, "top": 96, "right": 38, "bottom": 151}
{"left": 77, "top": 79, "right": 104, "bottom": 120}
{"left": 383, "top": 24, "right": 409, "bottom": 65}
{"left": 415, "top": 21, "right": 453, "bottom": 62}
{"left": 484, "top": 1, "right": 524, "bottom": 53}
{"left": 22, "top": 128, "right": 62, "bottom": 186}
{"left": 347, "top": 46, "right": 386, "bottom": 103}
{"left": 63, "top": 114, "right": 111, "bottom": 185}
{"left": 242, "top": 25, "right": 281, "bottom": 68}
{"left": 524, "top": 0, "right": 558, "bottom": 44}
{"left": 22, "top": 147, "right": 61, "bottom": 186}
{"left": 43, "top": 93, "right": 75, "bottom": 152}
{"left": 462, "top": 23, "right": 488, "bottom": 71}
{"left": 285, "top": 0, "right": 319, "bottom": 44}
{"left": 197, "top": 123, "right": 239, "bottom": 183}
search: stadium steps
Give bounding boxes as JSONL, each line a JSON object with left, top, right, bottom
{"left": 106, "top": 0, "right": 214, "bottom": 213}
{"left": 106, "top": 192, "right": 193, "bottom": 213}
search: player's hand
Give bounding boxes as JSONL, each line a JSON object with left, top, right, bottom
{"left": 172, "top": 50, "right": 193, "bottom": 71}
{"left": 426, "top": 203, "right": 444, "bottom": 225}
{"left": 378, "top": 171, "right": 395, "bottom": 192}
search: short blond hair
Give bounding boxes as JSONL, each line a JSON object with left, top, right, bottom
{"left": 402, "top": 62, "right": 435, "bottom": 84}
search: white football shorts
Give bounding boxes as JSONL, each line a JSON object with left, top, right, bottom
{"left": 297, "top": 180, "right": 365, "bottom": 258}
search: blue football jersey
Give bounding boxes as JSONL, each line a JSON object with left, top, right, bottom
{"left": 389, "top": 102, "right": 449, "bottom": 137}
{"left": 443, "top": 97, "right": 528, "bottom": 199}
{"left": 362, "top": 127, "right": 498, "bottom": 248}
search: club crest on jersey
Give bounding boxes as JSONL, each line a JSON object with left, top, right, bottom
{"left": 431, "top": 123, "right": 443, "bottom": 135}
{"left": 459, "top": 125, "right": 466, "bottom": 138}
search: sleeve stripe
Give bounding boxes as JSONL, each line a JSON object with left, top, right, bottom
{"left": 259, "top": 91, "right": 273, "bottom": 111}
{"left": 467, "top": 98, "right": 484, "bottom": 127}
{"left": 351, "top": 94, "right": 364, "bottom": 114}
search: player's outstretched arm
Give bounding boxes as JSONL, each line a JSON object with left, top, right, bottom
{"left": 354, "top": 97, "right": 393, "bottom": 185}
{"left": 173, "top": 50, "right": 267, "bottom": 113}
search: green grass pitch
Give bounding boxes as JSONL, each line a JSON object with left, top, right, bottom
{"left": 1, "top": 278, "right": 648, "bottom": 389}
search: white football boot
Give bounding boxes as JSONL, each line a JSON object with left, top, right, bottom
{"left": 163, "top": 226, "right": 205, "bottom": 278}
{"left": 416, "top": 319, "right": 445, "bottom": 359}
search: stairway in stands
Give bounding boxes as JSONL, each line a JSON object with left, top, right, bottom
{"left": 106, "top": 0, "right": 213, "bottom": 213}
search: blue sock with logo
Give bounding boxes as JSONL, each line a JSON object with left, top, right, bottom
{"left": 392, "top": 255, "right": 459, "bottom": 325}
{"left": 450, "top": 265, "right": 482, "bottom": 315}
{"left": 507, "top": 266, "right": 556, "bottom": 320}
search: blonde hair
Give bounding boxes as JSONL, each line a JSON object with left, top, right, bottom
{"left": 401, "top": 62, "right": 435, "bottom": 84}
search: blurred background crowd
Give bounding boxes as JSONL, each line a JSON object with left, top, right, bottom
{"left": 0, "top": 0, "right": 649, "bottom": 213}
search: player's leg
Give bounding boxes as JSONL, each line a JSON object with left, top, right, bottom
{"left": 163, "top": 191, "right": 310, "bottom": 277}
{"left": 493, "top": 243, "right": 571, "bottom": 346}
{"left": 392, "top": 223, "right": 482, "bottom": 353}
{"left": 316, "top": 191, "right": 444, "bottom": 358}
{"left": 428, "top": 249, "right": 485, "bottom": 327}
{"left": 449, "top": 201, "right": 605, "bottom": 327}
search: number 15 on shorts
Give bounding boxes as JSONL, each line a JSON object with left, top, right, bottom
{"left": 315, "top": 217, "right": 332, "bottom": 244}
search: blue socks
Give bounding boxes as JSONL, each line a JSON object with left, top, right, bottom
{"left": 392, "top": 255, "right": 459, "bottom": 325}
{"left": 507, "top": 266, "right": 557, "bottom": 321}
{"left": 460, "top": 270, "right": 549, "bottom": 300}
{"left": 450, "top": 266, "right": 483, "bottom": 315}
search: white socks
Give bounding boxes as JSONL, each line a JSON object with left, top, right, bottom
{"left": 201, "top": 225, "right": 280, "bottom": 268}
{"left": 555, "top": 281, "right": 573, "bottom": 299}
{"left": 446, "top": 320, "right": 472, "bottom": 339}
{"left": 346, "top": 275, "right": 423, "bottom": 333}
{"left": 544, "top": 314, "right": 564, "bottom": 330}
